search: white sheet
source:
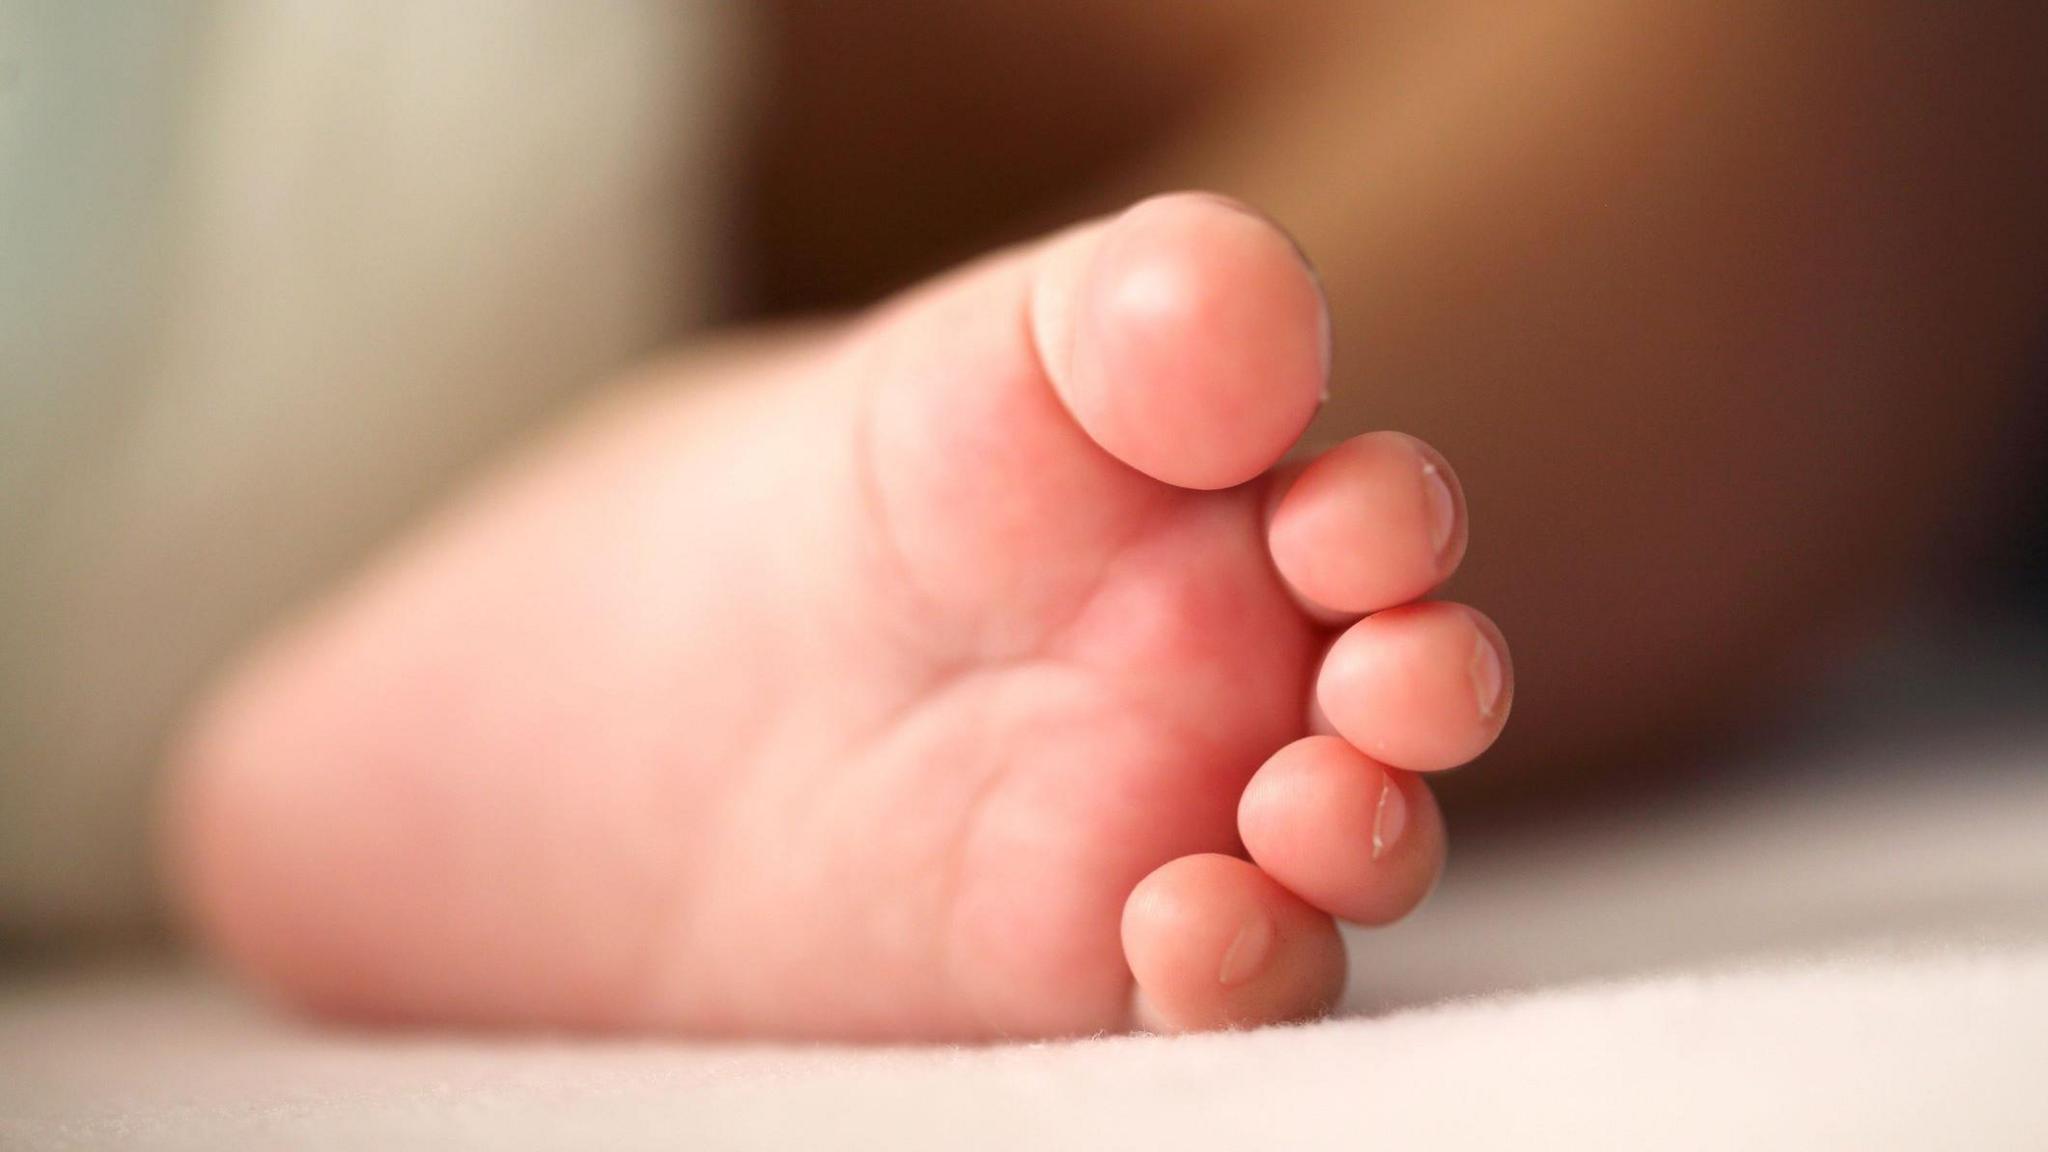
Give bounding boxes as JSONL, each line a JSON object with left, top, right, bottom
{"left": 6, "top": 947, "right": 2047, "bottom": 1151}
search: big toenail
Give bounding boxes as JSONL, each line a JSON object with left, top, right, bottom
{"left": 1371, "top": 775, "right": 1409, "bottom": 862}
{"left": 1470, "top": 627, "right": 1505, "bottom": 720}
{"left": 1422, "top": 461, "right": 1457, "bottom": 561}
{"left": 1217, "top": 914, "right": 1275, "bottom": 986}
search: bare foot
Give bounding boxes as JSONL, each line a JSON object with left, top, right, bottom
{"left": 166, "top": 194, "right": 1511, "bottom": 1041}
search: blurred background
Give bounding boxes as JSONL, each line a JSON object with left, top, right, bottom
{"left": 3, "top": 0, "right": 2046, "bottom": 958}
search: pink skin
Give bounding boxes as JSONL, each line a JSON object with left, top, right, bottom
{"left": 1057, "top": 194, "right": 1328, "bottom": 490}
{"left": 1239, "top": 736, "right": 1443, "bottom": 927}
{"left": 1318, "top": 604, "right": 1513, "bottom": 773}
{"left": 1269, "top": 432, "right": 1468, "bottom": 617}
{"left": 1123, "top": 853, "right": 1346, "bottom": 1032}
{"left": 164, "top": 194, "right": 1512, "bottom": 1041}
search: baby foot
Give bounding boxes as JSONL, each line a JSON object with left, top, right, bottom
{"left": 167, "top": 194, "right": 1511, "bottom": 1040}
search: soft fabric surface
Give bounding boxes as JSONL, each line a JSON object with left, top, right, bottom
{"left": 7, "top": 949, "right": 2048, "bottom": 1150}
{"left": 5, "top": 633, "right": 2047, "bottom": 1148}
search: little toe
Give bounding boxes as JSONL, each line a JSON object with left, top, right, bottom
{"left": 1122, "top": 853, "right": 1346, "bottom": 1033}
{"left": 1038, "top": 192, "right": 1329, "bottom": 491}
{"left": 1316, "top": 602, "right": 1513, "bottom": 772}
{"left": 1238, "top": 736, "right": 1444, "bottom": 926}
{"left": 1269, "top": 432, "right": 1467, "bottom": 617}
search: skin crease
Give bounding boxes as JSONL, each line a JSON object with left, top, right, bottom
{"left": 753, "top": 0, "right": 2048, "bottom": 805}
{"left": 168, "top": 196, "right": 1512, "bottom": 1039}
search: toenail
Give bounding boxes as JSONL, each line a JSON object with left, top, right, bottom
{"left": 1370, "top": 775, "right": 1409, "bottom": 862}
{"left": 1422, "top": 460, "right": 1457, "bottom": 561}
{"left": 1217, "top": 913, "right": 1275, "bottom": 986}
{"left": 1470, "top": 626, "right": 1505, "bottom": 720}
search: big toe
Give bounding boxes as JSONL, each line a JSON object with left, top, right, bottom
{"left": 856, "top": 190, "right": 1338, "bottom": 634}
{"left": 1037, "top": 193, "right": 1330, "bottom": 490}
